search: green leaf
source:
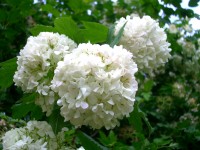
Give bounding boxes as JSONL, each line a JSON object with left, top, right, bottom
{"left": 153, "top": 136, "right": 172, "bottom": 147}
{"left": 188, "top": 0, "right": 199, "bottom": 7}
{"left": 141, "top": 92, "right": 152, "bottom": 101}
{"left": 8, "top": 10, "right": 21, "bottom": 24}
{"left": 64, "top": 129, "right": 76, "bottom": 144}
{"left": 19, "top": 0, "right": 34, "bottom": 17}
{"left": 0, "top": 10, "right": 7, "bottom": 21}
{"left": 6, "top": 0, "right": 19, "bottom": 6}
{"left": 46, "top": 0, "right": 57, "bottom": 5}
{"left": 30, "top": 25, "right": 57, "bottom": 36}
{"left": 68, "top": 0, "right": 89, "bottom": 14}
{"left": 41, "top": 4, "right": 60, "bottom": 17}
{"left": 48, "top": 108, "right": 65, "bottom": 134}
{"left": 128, "top": 102, "right": 152, "bottom": 135}
{"left": 30, "top": 105, "right": 44, "bottom": 120}
{"left": 108, "top": 131, "right": 117, "bottom": 144}
{"left": 168, "top": 143, "right": 180, "bottom": 149}
{"left": 54, "top": 17, "right": 79, "bottom": 41}
{"left": 139, "top": 110, "right": 153, "bottom": 136}
{"left": 18, "top": 93, "right": 37, "bottom": 103}
{"left": 114, "top": 144, "right": 135, "bottom": 150}
{"left": 80, "top": 21, "right": 109, "bottom": 43}
{"left": 0, "top": 57, "right": 17, "bottom": 89}
{"left": 176, "top": 120, "right": 191, "bottom": 130}
{"left": 99, "top": 130, "right": 117, "bottom": 147}
{"left": 128, "top": 102, "right": 143, "bottom": 133}
{"left": 77, "top": 131, "right": 109, "bottom": 150}
{"left": 106, "top": 24, "right": 115, "bottom": 45}
{"left": 12, "top": 93, "right": 43, "bottom": 119}
{"left": 132, "top": 133, "right": 146, "bottom": 149}
{"left": 99, "top": 131, "right": 108, "bottom": 145}
{"left": 110, "top": 22, "right": 126, "bottom": 47}
{"left": 143, "top": 80, "right": 154, "bottom": 92}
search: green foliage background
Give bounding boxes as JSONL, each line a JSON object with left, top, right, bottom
{"left": 0, "top": 0, "right": 200, "bottom": 149}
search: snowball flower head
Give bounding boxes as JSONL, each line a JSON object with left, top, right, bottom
{"left": 51, "top": 43, "right": 138, "bottom": 129}
{"left": 14, "top": 32, "right": 77, "bottom": 93}
{"left": 13, "top": 32, "right": 77, "bottom": 115}
{"left": 114, "top": 15, "right": 171, "bottom": 75}
{"left": 2, "top": 121, "right": 57, "bottom": 150}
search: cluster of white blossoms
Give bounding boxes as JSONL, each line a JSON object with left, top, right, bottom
{"left": 114, "top": 15, "right": 171, "bottom": 75}
{"left": 2, "top": 121, "right": 85, "bottom": 150}
{"left": 177, "top": 38, "right": 196, "bottom": 57}
{"left": 13, "top": 32, "right": 77, "bottom": 115}
{"left": 13, "top": 14, "right": 171, "bottom": 130}
{"left": 2, "top": 121, "right": 58, "bottom": 150}
{"left": 51, "top": 43, "right": 138, "bottom": 129}
{"left": 185, "top": 49, "right": 200, "bottom": 77}
{"left": 171, "top": 38, "right": 200, "bottom": 78}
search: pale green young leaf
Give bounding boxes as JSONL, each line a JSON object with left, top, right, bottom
{"left": 141, "top": 92, "right": 152, "bottom": 101}
{"left": 110, "top": 22, "right": 126, "bottom": 47}
{"left": 106, "top": 24, "right": 115, "bottom": 45}
{"left": 54, "top": 17, "right": 79, "bottom": 41}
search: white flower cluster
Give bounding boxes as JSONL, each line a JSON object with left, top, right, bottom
{"left": 185, "top": 49, "right": 200, "bottom": 77}
{"left": 13, "top": 32, "right": 77, "bottom": 115}
{"left": 2, "top": 121, "right": 57, "bottom": 150}
{"left": 177, "top": 38, "right": 196, "bottom": 57}
{"left": 13, "top": 14, "right": 171, "bottom": 130}
{"left": 51, "top": 43, "right": 138, "bottom": 129}
{"left": 114, "top": 15, "right": 171, "bottom": 75}
{"left": 172, "top": 38, "right": 200, "bottom": 78}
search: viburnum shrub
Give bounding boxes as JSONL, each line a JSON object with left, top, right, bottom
{"left": 1, "top": 14, "right": 171, "bottom": 149}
